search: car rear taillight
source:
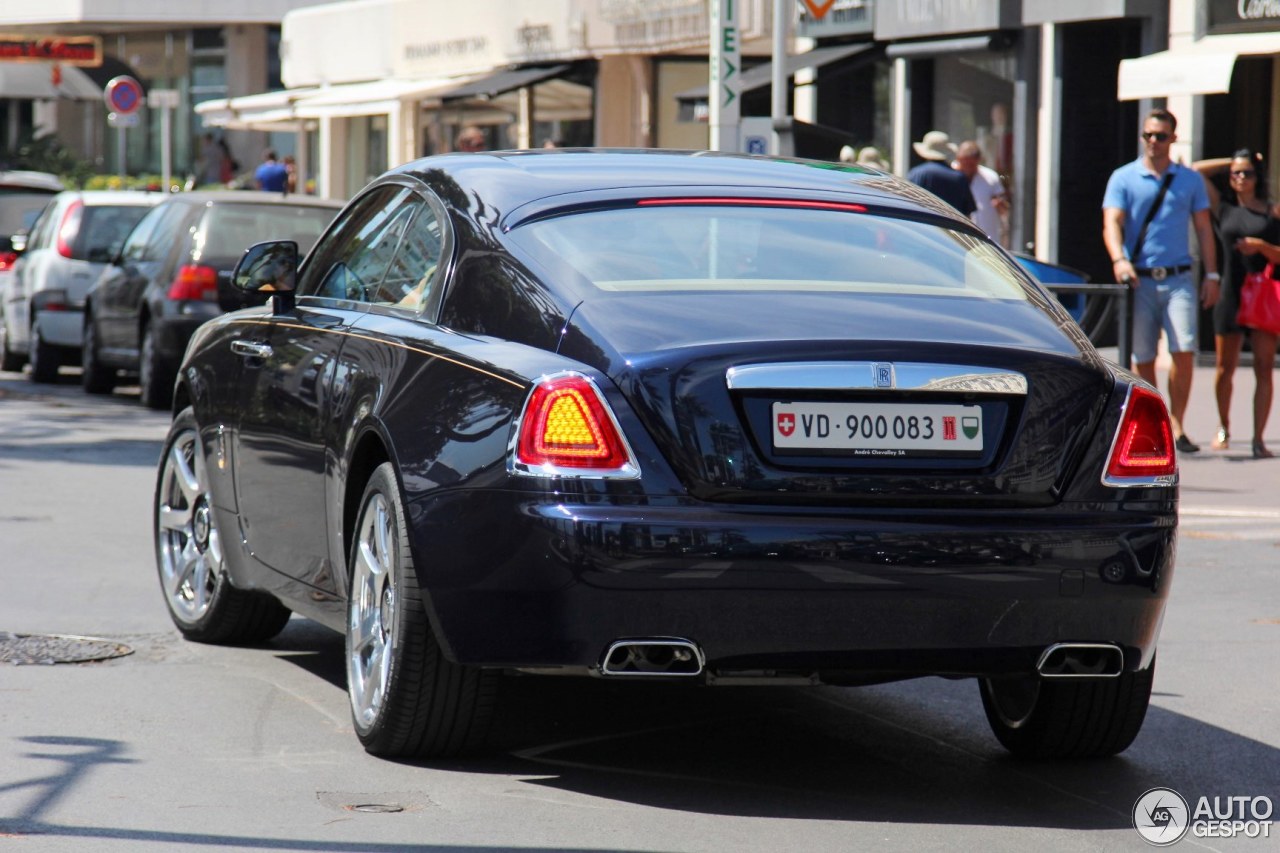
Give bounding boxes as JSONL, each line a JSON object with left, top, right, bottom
{"left": 56, "top": 199, "right": 84, "bottom": 259}
{"left": 0, "top": 251, "right": 16, "bottom": 272}
{"left": 513, "top": 373, "right": 639, "bottom": 478}
{"left": 167, "top": 265, "right": 219, "bottom": 302}
{"left": 1103, "top": 385, "right": 1177, "bottom": 485}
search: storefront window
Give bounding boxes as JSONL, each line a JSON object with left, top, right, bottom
{"left": 933, "top": 51, "right": 1014, "bottom": 181}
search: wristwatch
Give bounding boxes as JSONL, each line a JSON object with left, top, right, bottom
{"left": 1205, "top": 272, "right": 1221, "bottom": 280}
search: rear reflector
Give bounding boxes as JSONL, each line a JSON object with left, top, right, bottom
{"left": 1103, "top": 385, "right": 1176, "bottom": 485}
{"left": 167, "top": 265, "right": 219, "bottom": 302}
{"left": 513, "top": 373, "right": 638, "bottom": 478}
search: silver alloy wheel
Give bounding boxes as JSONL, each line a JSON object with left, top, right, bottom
{"left": 347, "top": 492, "right": 398, "bottom": 730}
{"left": 155, "top": 425, "right": 223, "bottom": 622}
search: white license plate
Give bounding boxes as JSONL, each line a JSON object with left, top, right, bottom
{"left": 771, "top": 401, "right": 983, "bottom": 456}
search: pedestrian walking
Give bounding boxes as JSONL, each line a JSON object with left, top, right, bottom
{"left": 455, "top": 126, "right": 487, "bottom": 153}
{"left": 254, "top": 149, "right": 288, "bottom": 192}
{"left": 906, "top": 131, "right": 976, "bottom": 217}
{"left": 953, "top": 140, "right": 1008, "bottom": 245}
{"left": 1103, "top": 108, "right": 1220, "bottom": 453}
{"left": 1193, "top": 149, "right": 1280, "bottom": 457}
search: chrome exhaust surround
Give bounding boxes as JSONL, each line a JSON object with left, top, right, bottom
{"left": 1036, "top": 643, "right": 1124, "bottom": 678}
{"left": 600, "top": 638, "right": 705, "bottom": 677}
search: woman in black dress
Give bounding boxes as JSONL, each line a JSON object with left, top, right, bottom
{"left": 1194, "top": 149, "right": 1280, "bottom": 458}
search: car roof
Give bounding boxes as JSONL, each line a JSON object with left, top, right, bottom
{"left": 58, "top": 190, "right": 165, "bottom": 206}
{"left": 0, "top": 171, "right": 65, "bottom": 192}
{"left": 162, "top": 190, "right": 343, "bottom": 208}
{"left": 392, "top": 148, "right": 972, "bottom": 227}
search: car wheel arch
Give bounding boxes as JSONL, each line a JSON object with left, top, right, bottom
{"left": 342, "top": 429, "right": 393, "bottom": 590}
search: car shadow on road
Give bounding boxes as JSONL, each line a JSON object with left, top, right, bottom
{"left": 267, "top": 619, "right": 1280, "bottom": 834}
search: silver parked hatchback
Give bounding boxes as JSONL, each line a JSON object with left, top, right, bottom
{"left": 4, "top": 190, "right": 161, "bottom": 382}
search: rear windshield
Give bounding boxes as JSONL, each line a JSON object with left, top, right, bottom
{"left": 0, "top": 191, "right": 57, "bottom": 236}
{"left": 72, "top": 205, "right": 153, "bottom": 261}
{"left": 195, "top": 203, "right": 337, "bottom": 260}
{"left": 507, "top": 204, "right": 1030, "bottom": 301}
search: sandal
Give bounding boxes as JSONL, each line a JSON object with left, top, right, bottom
{"left": 1253, "top": 440, "right": 1274, "bottom": 459}
{"left": 1212, "top": 427, "right": 1230, "bottom": 450}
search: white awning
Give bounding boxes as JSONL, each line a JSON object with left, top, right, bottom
{"left": 293, "top": 75, "right": 477, "bottom": 119}
{"left": 0, "top": 63, "right": 101, "bottom": 101}
{"left": 1118, "top": 33, "right": 1280, "bottom": 101}
{"left": 196, "top": 88, "right": 319, "bottom": 130}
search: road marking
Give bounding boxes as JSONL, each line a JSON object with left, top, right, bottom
{"left": 1181, "top": 506, "right": 1280, "bottom": 519}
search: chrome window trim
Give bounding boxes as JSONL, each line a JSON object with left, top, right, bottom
{"left": 725, "top": 362, "right": 1028, "bottom": 395}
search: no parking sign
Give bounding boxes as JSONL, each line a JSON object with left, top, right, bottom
{"left": 104, "top": 75, "right": 143, "bottom": 127}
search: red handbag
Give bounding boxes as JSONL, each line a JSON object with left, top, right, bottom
{"left": 1236, "top": 263, "right": 1280, "bottom": 335}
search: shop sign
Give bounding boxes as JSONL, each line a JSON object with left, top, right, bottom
{"left": 0, "top": 34, "right": 101, "bottom": 66}
{"left": 874, "top": 0, "right": 1018, "bottom": 40}
{"left": 797, "top": 0, "right": 874, "bottom": 39}
{"left": 1208, "top": 0, "right": 1280, "bottom": 35}
{"left": 598, "top": 0, "right": 710, "bottom": 49}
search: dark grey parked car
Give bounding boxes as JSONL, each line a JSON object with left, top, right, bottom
{"left": 83, "top": 191, "right": 341, "bottom": 407}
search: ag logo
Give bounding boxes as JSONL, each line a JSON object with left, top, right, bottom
{"left": 1133, "top": 787, "right": 1190, "bottom": 845}
{"left": 777, "top": 412, "right": 795, "bottom": 437}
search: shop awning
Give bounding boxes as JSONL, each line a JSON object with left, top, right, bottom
{"left": 295, "top": 75, "right": 479, "bottom": 119}
{"left": 0, "top": 63, "right": 101, "bottom": 101}
{"left": 440, "top": 65, "right": 570, "bottom": 101}
{"left": 676, "top": 42, "right": 875, "bottom": 103}
{"left": 436, "top": 65, "right": 591, "bottom": 123}
{"left": 1118, "top": 33, "right": 1280, "bottom": 100}
{"left": 196, "top": 87, "right": 319, "bottom": 131}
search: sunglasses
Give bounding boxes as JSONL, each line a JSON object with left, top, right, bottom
{"left": 1141, "top": 131, "right": 1171, "bottom": 142}
{"left": 1231, "top": 169, "right": 1257, "bottom": 178}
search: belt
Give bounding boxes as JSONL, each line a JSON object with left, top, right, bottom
{"left": 1133, "top": 264, "right": 1192, "bottom": 281}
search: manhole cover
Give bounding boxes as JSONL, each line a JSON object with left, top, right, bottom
{"left": 0, "top": 632, "right": 133, "bottom": 665}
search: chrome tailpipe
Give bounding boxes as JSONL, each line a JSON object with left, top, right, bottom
{"left": 1036, "top": 643, "right": 1124, "bottom": 678}
{"left": 600, "top": 638, "right": 704, "bottom": 677}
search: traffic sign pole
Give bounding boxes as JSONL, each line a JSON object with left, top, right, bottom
{"left": 104, "top": 75, "right": 144, "bottom": 180}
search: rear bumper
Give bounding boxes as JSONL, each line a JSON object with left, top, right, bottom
{"left": 409, "top": 490, "right": 1176, "bottom": 678}
{"left": 35, "top": 308, "right": 82, "bottom": 348}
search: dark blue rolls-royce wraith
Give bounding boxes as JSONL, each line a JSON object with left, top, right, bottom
{"left": 153, "top": 149, "right": 1177, "bottom": 760}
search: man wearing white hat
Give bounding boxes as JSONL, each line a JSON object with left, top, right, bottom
{"left": 906, "top": 130, "right": 976, "bottom": 216}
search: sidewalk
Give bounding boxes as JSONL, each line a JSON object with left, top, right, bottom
{"left": 1098, "top": 345, "right": 1280, "bottom": 518}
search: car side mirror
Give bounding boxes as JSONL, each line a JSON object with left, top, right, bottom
{"left": 233, "top": 240, "right": 299, "bottom": 314}
{"left": 233, "top": 240, "right": 299, "bottom": 293}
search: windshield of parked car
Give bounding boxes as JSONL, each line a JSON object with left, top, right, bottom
{"left": 507, "top": 203, "right": 1030, "bottom": 301}
{"left": 193, "top": 203, "right": 336, "bottom": 261}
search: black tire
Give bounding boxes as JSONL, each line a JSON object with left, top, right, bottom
{"left": 0, "top": 313, "right": 25, "bottom": 372}
{"left": 28, "top": 322, "right": 61, "bottom": 383}
{"left": 345, "top": 462, "right": 499, "bottom": 758}
{"left": 980, "top": 657, "right": 1155, "bottom": 759}
{"left": 139, "top": 322, "right": 174, "bottom": 410}
{"left": 154, "top": 406, "right": 292, "bottom": 644}
{"left": 81, "top": 317, "right": 116, "bottom": 394}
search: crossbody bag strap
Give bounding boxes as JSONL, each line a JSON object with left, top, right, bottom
{"left": 1129, "top": 169, "right": 1177, "bottom": 264}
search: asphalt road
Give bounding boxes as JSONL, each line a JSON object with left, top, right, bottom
{"left": 0, "top": 364, "right": 1277, "bottom": 852}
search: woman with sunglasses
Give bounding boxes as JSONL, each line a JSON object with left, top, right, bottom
{"left": 1194, "top": 149, "right": 1280, "bottom": 458}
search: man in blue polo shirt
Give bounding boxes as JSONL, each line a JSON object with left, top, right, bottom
{"left": 254, "top": 149, "right": 289, "bottom": 193}
{"left": 1103, "top": 108, "right": 1219, "bottom": 453}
